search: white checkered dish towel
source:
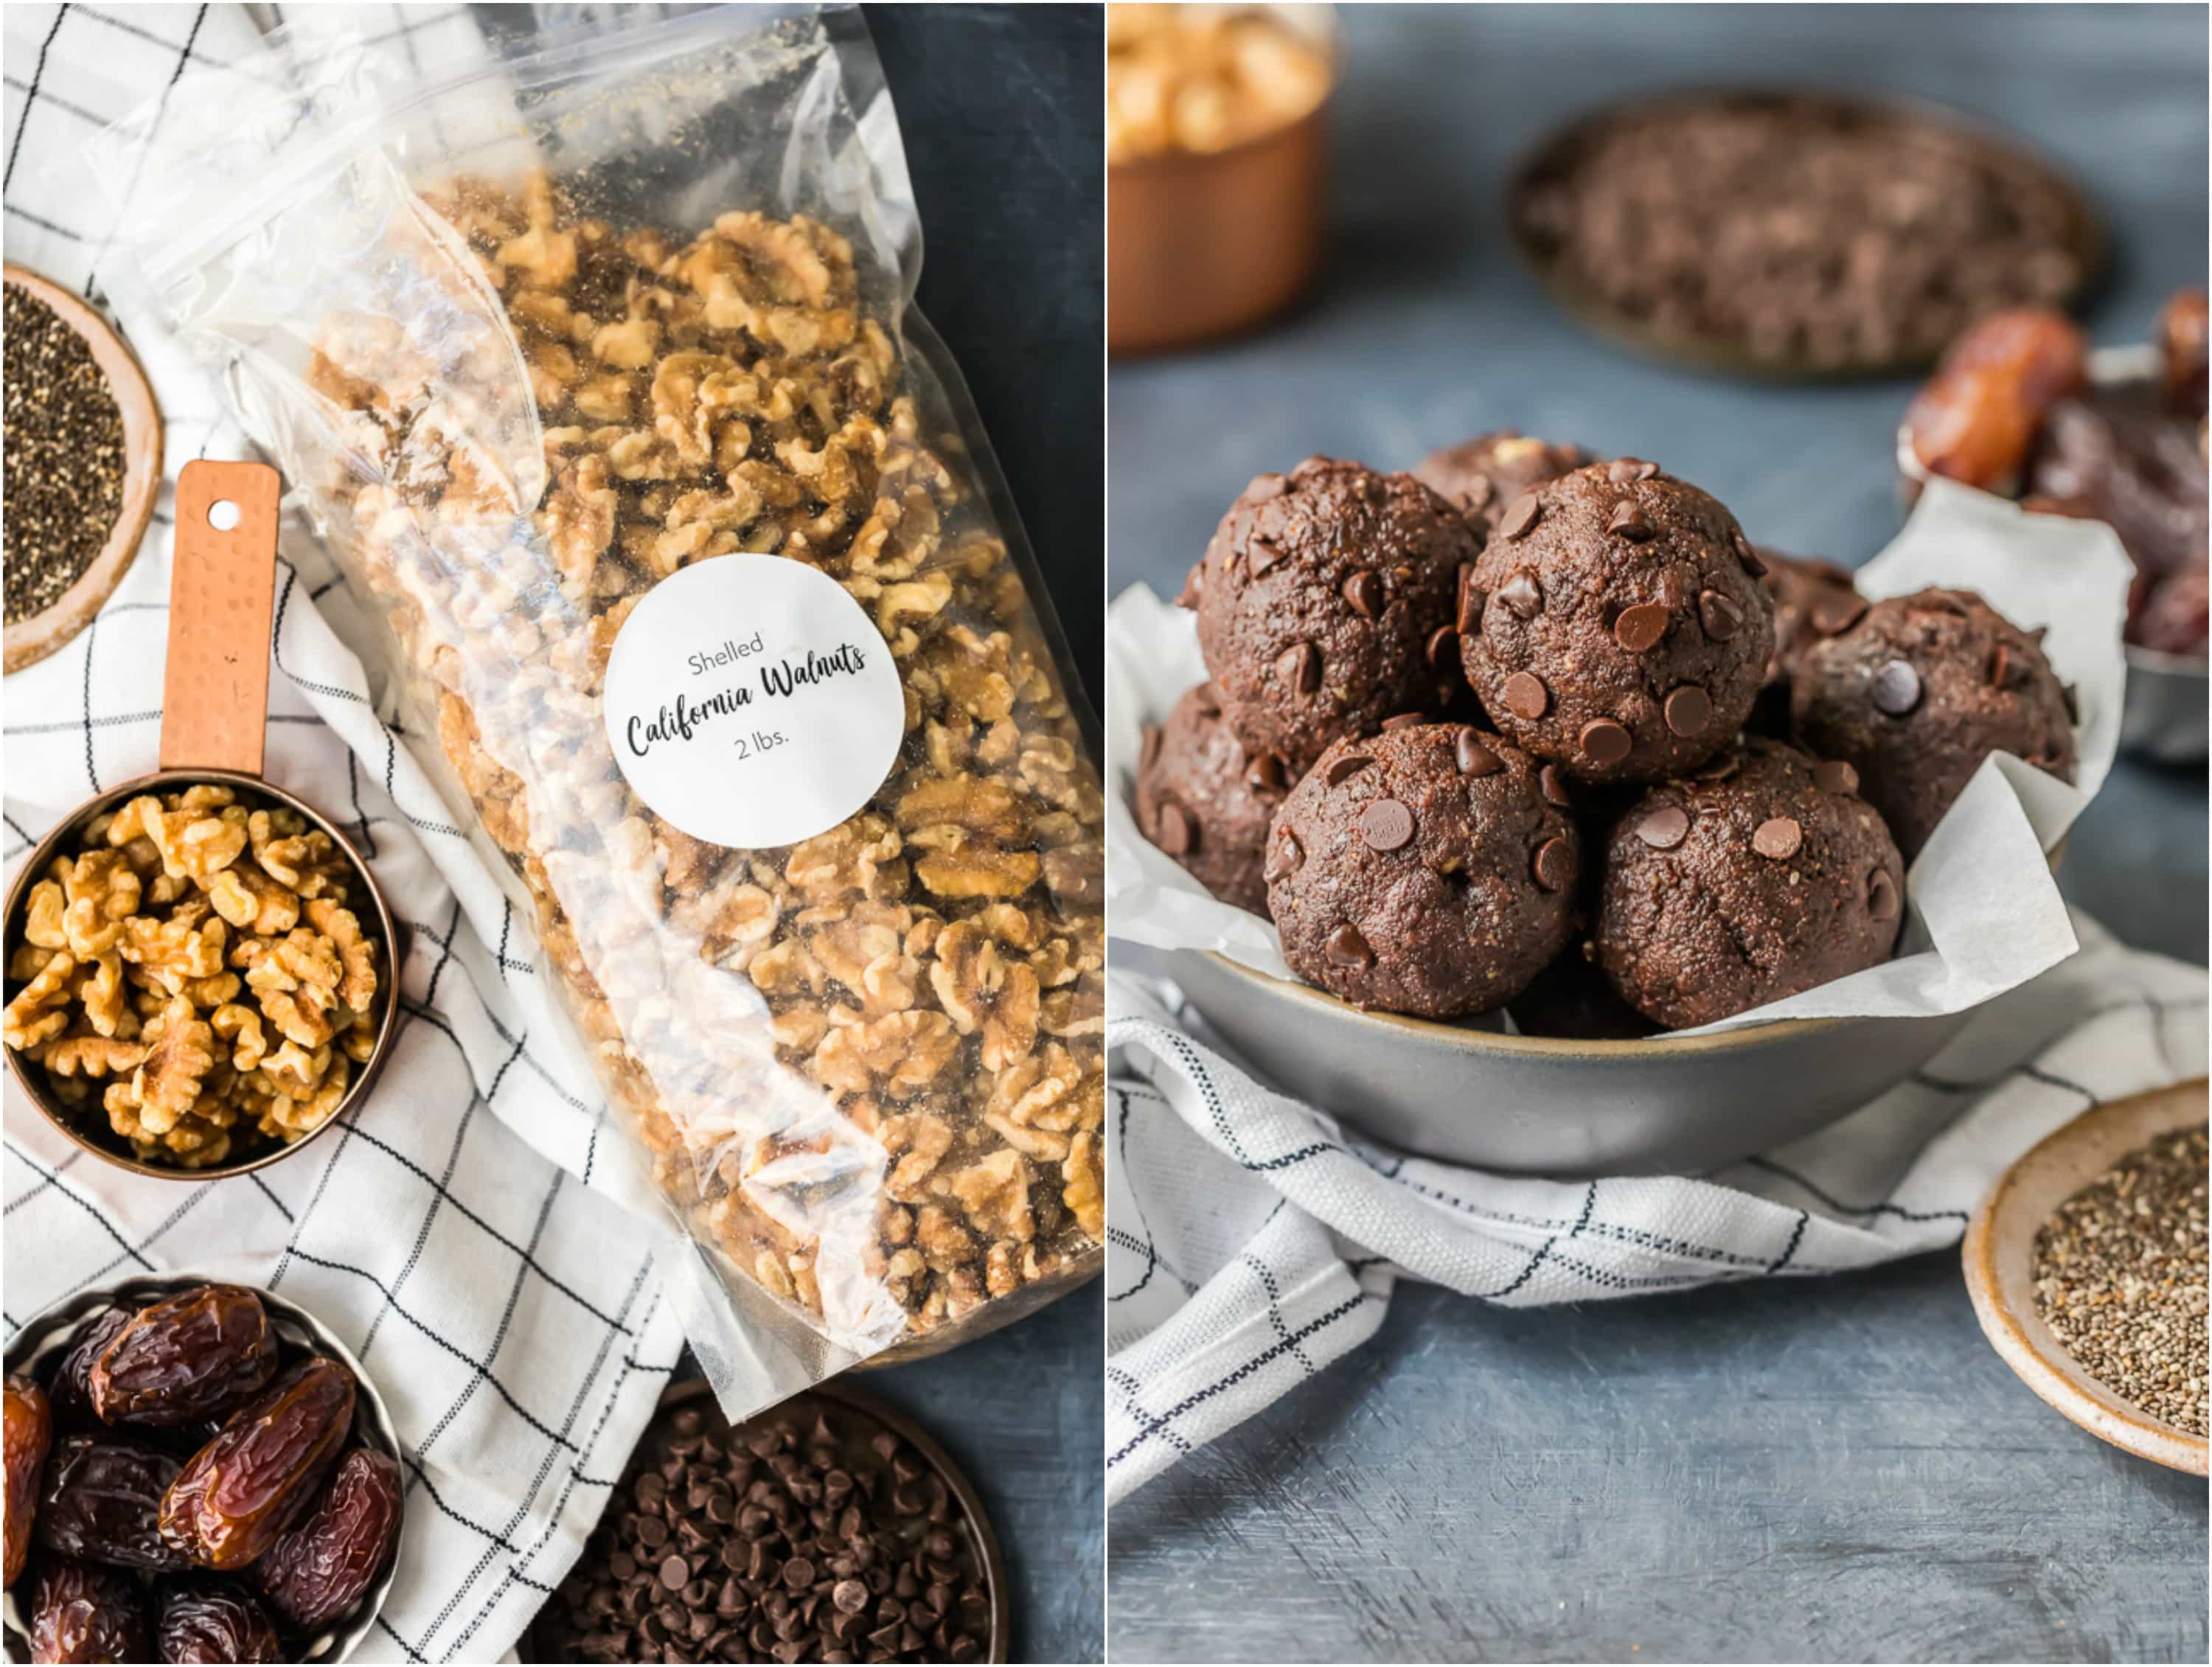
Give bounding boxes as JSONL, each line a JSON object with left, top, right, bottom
{"left": 4, "top": 8, "right": 694, "bottom": 1660}
{"left": 1105, "top": 916, "right": 2206, "bottom": 1503}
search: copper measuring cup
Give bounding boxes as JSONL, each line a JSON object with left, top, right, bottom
{"left": 2, "top": 460, "right": 402, "bottom": 1180}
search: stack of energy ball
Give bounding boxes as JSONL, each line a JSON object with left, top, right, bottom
{"left": 1134, "top": 436, "right": 2080, "bottom": 1034}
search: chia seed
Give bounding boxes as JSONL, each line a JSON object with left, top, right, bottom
{"left": 4, "top": 283, "right": 128, "bottom": 626}
{"left": 2031, "top": 1123, "right": 2208, "bottom": 1436}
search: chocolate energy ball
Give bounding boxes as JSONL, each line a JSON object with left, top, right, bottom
{"left": 1460, "top": 459, "right": 1775, "bottom": 783}
{"left": 1265, "top": 723, "right": 1576, "bottom": 1017}
{"left": 1413, "top": 430, "right": 1599, "bottom": 540}
{"left": 1596, "top": 737, "right": 1906, "bottom": 1031}
{"left": 1789, "top": 588, "right": 2078, "bottom": 859}
{"left": 1753, "top": 549, "right": 1867, "bottom": 731}
{"left": 1187, "top": 456, "right": 1476, "bottom": 775}
{"left": 1133, "top": 681, "right": 1284, "bottom": 915}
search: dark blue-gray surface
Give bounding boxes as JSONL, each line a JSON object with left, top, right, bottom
{"left": 1108, "top": 5, "right": 2208, "bottom": 1660}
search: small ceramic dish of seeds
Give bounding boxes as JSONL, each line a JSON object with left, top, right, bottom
{"left": 2, "top": 263, "right": 164, "bottom": 675}
{"left": 1964, "top": 1076, "right": 2209, "bottom": 1475}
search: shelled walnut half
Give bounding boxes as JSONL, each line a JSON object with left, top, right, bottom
{"left": 299, "top": 169, "right": 1104, "bottom": 1352}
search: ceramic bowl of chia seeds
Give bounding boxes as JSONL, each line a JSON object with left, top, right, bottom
{"left": 1963, "top": 1076, "right": 2209, "bottom": 1475}
{"left": 2, "top": 262, "right": 164, "bottom": 675}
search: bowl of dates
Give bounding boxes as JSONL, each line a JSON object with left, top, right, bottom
{"left": 4, "top": 1275, "right": 404, "bottom": 1663}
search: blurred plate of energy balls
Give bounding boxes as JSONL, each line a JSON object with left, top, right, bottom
{"left": 1899, "top": 288, "right": 2208, "bottom": 762}
{"left": 1123, "top": 427, "right": 2116, "bottom": 1175}
{"left": 1506, "top": 89, "right": 2104, "bottom": 379}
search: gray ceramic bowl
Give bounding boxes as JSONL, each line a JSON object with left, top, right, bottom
{"left": 1168, "top": 948, "right": 1972, "bottom": 1177}
{"left": 2, "top": 1274, "right": 405, "bottom": 1663}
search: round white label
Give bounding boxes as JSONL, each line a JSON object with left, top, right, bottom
{"left": 601, "top": 554, "right": 905, "bottom": 850}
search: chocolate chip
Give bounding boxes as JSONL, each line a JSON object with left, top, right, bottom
{"left": 1497, "top": 571, "right": 1543, "bottom": 619}
{"left": 1607, "top": 500, "right": 1655, "bottom": 541}
{"left": 1732, "top": 531, "right": 1767, "bottom": 577}
{"left": 1532, "top": 836, "right": 1574, "bottom": 893}
{"left": 1871, "top": 658, "right": 1922, "bottom": 716}
{"left": 1246, "top": 472, "right": 1288, "bottom": 502}
{"left": 1277, "top": 641, "right": 1321, "bottom": 695}
{"left": 1360, "top": 799, "right": 1416, "bottom": 851}
{"left": 1155, "top": 801, "right": 1195, "bottom": 855}
{"left": 1427, "top": 624, "right": 1459, "bottom": 669}
{"left": 1752, "top": 816, "right": 1803, "bottom": 860}
{"left": 1539, "top": 764, "right": 1571, "bottom": 807}
{"left": 1613, "top": 602, "right": 1669, "bottom": 652}
{"left": 1988, "top": 642, "right": 2025, "bottom": 689}
{"left": 1578, "top": 718, "right": 1632, "bottom": 765}
{"left": 1382, "top": 711, "right": 1427, "bottom": 731}
{"left": 661, "top": 1555, "right": 691, "bottom": 1591}
{"left": 1455, "top": 730, "right": 1503, "bottom": 776}
{"left": 1636, "top": 806, "right": 1691, "bottom": 849}
{"left": 1697, "top": 590, "right": 1742, "bottom": 641}
{"left": 834, "top": 1580, "right": 870, "bottom": 1615}
{"left": 1607, "top": 458, "right": 1659, "bottom": 484}
{"left": 1246, "top": 536, "right": 1281, "bottom": 577}
{"left": 1325, "top": 924, "right": 1374, "bottom": 968}
{"left": 1456, "top": 564, "right": 1483, "bottom": 635}
{"left": 1138, "top": 723, "right": 1163, "bottom": 776}
{"left": 1343, "top": 569, "right": 1382, "bottom": 618}
{"left": 1813, "top": 759, "right": 1859, "bottom": 795}
{"left": 1810, "top": 593, "right": 1867, "bottom": 635}
{"left": 1265, "top": 829, "right": 1303, "bottom": 883}
{"left": 1663, "top": 685, "right": 1712, "bottom": 737}
{"left": 1324, "top": 753, "right": 1373, "bottom": 786}
{"left": 1502, "top": 671, "right": 1550, "bottom": 720}
{"left": 1498, "top": 492, "right": 1543, "bottom": 539}
{"left": 1244, "top": 752, "right": 1286, "bottom": 793}
{"left": 1867, "top": 867, "right": 1899, "bottom": 922}
{"left": 1193, "top": 681, "right": 1222, "bottom": 716}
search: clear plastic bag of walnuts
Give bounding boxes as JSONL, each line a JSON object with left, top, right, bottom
{"left": 95, "top": 5, "right": 1102, "bottom": 1405}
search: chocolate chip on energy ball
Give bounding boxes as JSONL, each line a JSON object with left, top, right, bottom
{"left": 1636, "top": 806, "right": 1691, "bottom": 850}
{"left": 1359, "top": 800, "right": 1416, "bottom": 851}
{"left": 1532, "top": 837, "right": 1576, "bottom": 893}
{"left": 1456, "top": 730, "right": 1503, "bottom": 776}
{"left": 1498, "top": 493, "right": 1544, "bottom": 539}
{"left": 1698, "top": 590, "right": 1742, "bottom": 641}
{"left": 1497, "top": 572, "right": 1543, "bottom": 619}
{"left": 1326, "top": 925, "right": 1376, "bottom": 967}
{"left": 1812, "top": 759, "right": 1860, "bottom": 795}
{"left": 1578, "top": 719, "right": 1632, "bottom": 767}
{"left": 1155, "top": 802, "right": 1195, "bottom": 855}
{"left": 1539, "top": 765, "right": 1572, "bottom": 807}
{"left": 1326, "top": 753, "right": 1374, "bottom": 786}
{"left": 1663, "top": 685, "right": 1713, "bottom": 737}
{"left": 1613, "top": 603, "right": 1670, "bottom": 652}
{"left": 1414, "top": 431, "right": 1599, "bottom": 540}
{"left": 1503, "top": 672, "right": 1551, "bottom": 721}
{"left": 1871, "top": 659, "right": 1923, "bottom": 716}
{"left": 1343, "top": 570, "right": 1382, "bottom": 618}
{"left": 1751, "top": 816, "right": 1804, "bottom": 860}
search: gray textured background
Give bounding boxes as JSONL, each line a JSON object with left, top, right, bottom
{"left": 1107, "top": 4, "right": 2209, "bottom": 1661}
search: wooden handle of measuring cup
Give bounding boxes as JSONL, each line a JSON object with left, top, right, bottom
{"left": 160, "top": 460, "right": 282, "bottom": 777}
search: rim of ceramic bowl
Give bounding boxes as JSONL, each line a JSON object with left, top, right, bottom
{"left": 1893, "top": 343, "right": 2209, "bottom": 686}
{"left": 1507, "top": 86, "right": 2107, "bottom": 383}
{"left": 1, "top": 1273, "right": 407, "bottom": 1661}
{"left": 1, "top": 768, "right": 402, "bottom": 1181}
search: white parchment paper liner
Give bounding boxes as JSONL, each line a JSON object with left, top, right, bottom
{"left": 1107, "top": 477, "right": 2134, "bottom": 1036}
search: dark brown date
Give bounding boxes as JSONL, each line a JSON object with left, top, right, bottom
{"left": 27, "top": 1556, "right": 150, "bottom": 1663}
{"left": 1905, "top": 306, "right": 2087, "bottom": 490}
{"left": 91, "top": 1286, "right": 277, "bottom": 1429}
{"left": 5, "top": 1373, "right": 53, "bottom": 1587}
{"left": 156, "top": 1578, "right": 285, "bottom": 1664}
{"left": 256, "top": 1446, "right": 404, "bottom": 1631}
{"left": 2162, "top": 285, "right": 2209, "bottom": 420}
{"left": 159, "top": 1357, "right": 355, "bottom": 1570}
{"left": 36, "top": 1434, "right": 189, "bottom": 1572}
{"left": 44, "top": 1309, "right": 131, "bottom": 1433}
